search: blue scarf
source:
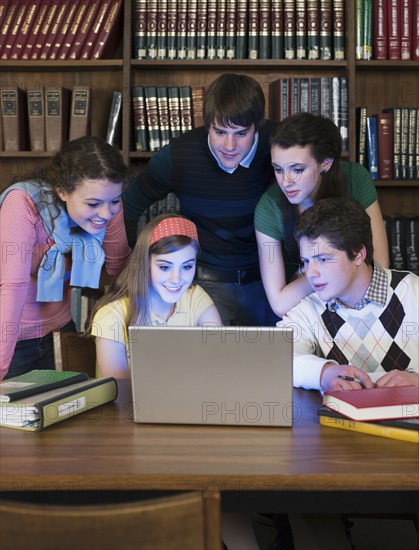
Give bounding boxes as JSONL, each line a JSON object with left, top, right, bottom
{"left": 0, "top": 181, "right": 106, "bottom": 302}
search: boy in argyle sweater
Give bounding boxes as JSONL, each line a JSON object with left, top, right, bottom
{"left": 278, "top": 197, "right": 418, "bottom": 391}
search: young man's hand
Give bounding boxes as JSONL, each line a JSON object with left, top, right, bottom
{"left": 320, "top": 362, "right": 375, "bottom": 391}
{"left": 375, "top": 370, "right": 419, "bottom": 388}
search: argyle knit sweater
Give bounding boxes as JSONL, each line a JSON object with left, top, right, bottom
{"left": 278, "top": 269, "right": 419, "bottom": 390}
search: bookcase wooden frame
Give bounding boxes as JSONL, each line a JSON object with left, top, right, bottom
{"left": 1, "top": 0, "right": 418, "bottom": 218}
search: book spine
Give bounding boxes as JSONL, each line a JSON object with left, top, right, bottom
{"left": 176, "top": 0, "right": 187, "bottom": 59}
{"left": 31, "top": 0, "right": 60, "bottom": 60}
{"left": 331, "top": 76, "right": 340, "bottom": 129}
{"left": 0, "top": 2, "right": 19, "bottom": 59}
{"left": 39, "top": 379, "right": 118, "bottom": 429}
{"left": 38, "top": 1, "right": 68, "bottom": 60}
{"left": 400, "top": 0, "right": 412, "bottom": 60}
{"left": 0, "top": 85, "right": 27, "bottom": 151}
{"left": 389, "top": 216, "right": 407, "bottom": 269}
{"left": 196, "top": 0, "right": 207, "bottom": 60}
{"left": 157, "top": 86, "right": 171, "bottom": 148}
{"left": 259, "top": 0, "right": 271, "bottom": 59}
{"left": 271, "top": 0, "right": 284, "bottom": 59}
{"left": 300, "top": 78, "right": 310, "bottom": 113}
{"left": 319, "top": 0, "right": 332, "bottom": 59}
{"left": 405, "top": 217, "right": 419, "bottom": 275}
{"left": 319, "top": 415, "right": 419, "bottom": 443}
{"left": 373, "top": 0, "right": 388, "bottom": 60}
{"left": 366, "top": 115, "right": 379, "bottom": 179}
{"left": 216, "top": 0, "right": 226, "bottom": 59}
{"left": 388, "top": 0, "right": 401, "bottom": 60}
{"left": 90, "top": 0, "right": 123, "bottom": 60}
{"left": 106, "top": 90, "right": 122, "bottom": 147}
{"left": 145, "top": 86, "right": 161, "bottom": 152}
{"left": 309, "top": 77, "right": 320, "bottom": 116}
{"left": 400, "top": 107, "right": 410, "bottom": 180}
{"left": 133, "top": 0, "right": 147, "bottom": 59}
{"left": 356, "top": 106, "right": 367, "bottom": 166}
{"left": 49, "top": 2, "right": 78, "bottom": 60}
{"left": 235, "top": 0, "right": 247, "bottom": 59}
{"left": 307, "top": 0, "right": 319, "bottom": 60}
{"left": 168, "top": 86, "right": 181, "bottom": 139}
{"left": 333, "top": 0, "right": 345, "bottom": 60}
{"left": 226, "top": 0, "right": 237, "bottom": 60}
{"left": 407, "top": 108, "right": 417, "bottom": 180}
{"left": 147, "top": 0, "right": 158, "bottom": 59}
{"left": 68, "top": 0, "right": 100, "bottom": 60}
{"left": 157, "top": 0, "right": 168, "bottom": 59}
{"left": 206, "top": 0, "right": 217, "bottom": 59}
{"left": 284, "top": 0, "right": 296, "bottom": 59}
{"left": 58, "top": 1, "right": 90, "bottom": 60}
{"left": 413, "top": 0, "right": 419, "bottom": 60}
{"left": 179, "top": 86, "right": 193, "bottom": 133}
{"left": 362, "top": 0, "right": 373, "bottom": 60}
{"left": 191, "top": 85, "right": 205, "bottom": 127}
{"left": 248, "top": 0, "right": 259, "bottom": 59}
{"left": 167, "top": 0, "right": 177, "bottom": 59}
{"left": 339, "top": 76, "right": 348, "bottom": 152}
{"left": 295, "top": 0, "right": 306, "bottom": 59}
{"left": 280, "top": 78, "right": 290, "bottom": 120}
{"left": 377, "top": 112, "right": 393, "bottom": 180}
{"left": 289, "top": 78, "right": 300, "bottom": 115}
{"left": 320, "top": 77, "right": 331, "bottom": 120}
{"left": 45, "top": 85, "right": 70, "bottom": 152}
{"left": 27, "top": 87, "right": 45, "bottom": 152}
{"left": 186, "top": 0, "right": 198, "bottom": 59}
{"left": 355, "top": 0, "right": 363, "bottom": 59}
{"left": 131, "top": 85, "right": 149, "bottom": 152}
{"left": 68, "top": 85, "right": 90, "bottom": 141}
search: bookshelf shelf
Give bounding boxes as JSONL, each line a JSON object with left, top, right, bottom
{"left": 355, "top": 61, "right": 419, "bottom": 70}
{"left": 0, "top": 60, "right": 124, "bottom": 71}
{"left": 375, "top": 181, "right": 419, "bottom": 188}
{"left": 131, "top": 59, "right": 349, "bottom": 69}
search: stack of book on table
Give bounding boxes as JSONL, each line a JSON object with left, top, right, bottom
{"left": 0, "top": 370, "right": 117, "bottom": 432}
{"left": 319, "top": 385, "right": 419, "bottom": 443}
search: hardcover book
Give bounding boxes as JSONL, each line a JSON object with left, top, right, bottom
{"left": 407, "top": 108, "right": 417, "bottom": 180}
{"left": 356, "top": 106, "right": 367, "bottom": 166}
{"left": 317, "top": 406, "right": 419, "bottom": 443}
{"left": 271, "top": 0, "right": 284, "bottom": 59}
{"left": 400, "top": 0, "right": 412, "bottom": 60}
{"left": 0, "top": 370, "right": 88, "bottom": 403}
{"left": 191, "top": 86, "right": 205, "bottom": 128}
{"left": 45, "top": 84, "right": 70, "bottom": 152}
{"left": 84, "top": 0, "right": 123, "bottom": 60}
{"left": 196, "top": 0, "right": 207, "bottom": 59}
{"left": 295, "top": 0, "right": 306, "bottom": 60}
{"left": 157, "top": 86, "right": 171, "bottom": 148}
{"left": 67, "top": 0, "right": 100, "bottom": 60}
{"left": 186, "top": 0, "right": 197, "bottom": 59}
{"left": 216, "top": 0, "right": 226, "bottom": 59}
{"left": 7, "top": 0, "right": 39, "bottom": 61}
{"left": 389, "top": 216, "right": 407, "bottom": 269}
{"left": 259, "top": 0, "right": 271, "bottom": 59}
{"left": 333, "top": 0, "right": 345, "bottom": 59}
{"left": 68, "top": 85, "right": 90, "bottom": 140}
{"left": 362, "top": 0, "right": 373, "bottom": 60}
{"left": 405, "top": 217, "right": 419, "bottom": 275}
{"left": 0, "top": 1, "right": 19, "bottom": 59}
{"left": 48, "top": 1, "right": 79, "bottom": 60}
{"left": 30, "top": 0, "right": 61, "bottom": 60}
{"left": 133, "top": 0, "right": 147, "bottom": 59}
{"left": 166, "top": 0, "right": 177, "bottom": 59}
{"left": 131, "top": 85, "right": 149, "bottom": 152}
{"left": 146, "top": 0, "right": 158, "bottom": 59}
{"left": 373, "top": 0, "right": 388, "bottom": 60}
{"left": 388, "top": 0, "right": 401, "bottom": 60}
{"left": 225, "top": 0, "right": 237, "bottom": 59}
{"left": 319, "top": 0, "right": 332, "bottom": 59}
{"left": 323, "top": 385, "right": 419, "bottom": 422}
{"left": 168, "top": 86, "right": 182, "bottom": 139}
{"left": 176, "top": 0, "right": 187, "bottom": 59}
{"left": 157, "top": 0, "right": 168, "bottom": 59}
{"left": 57, "top": 0, "right": 91, "bottom": 60}
{"left": 179, "top": 86, "right": 193, "bottom": 134}
{"left": 0, "top": 85, "right": 27, "bottom": 151}
{"left": 377, "top": 113, "right": 393, "bottom": 179}
{"left": 38, "top": 1, "right": 71, "bottom": 60}
{"left": 145, "top": 85, "right": 161, "bottom": 151}
{"left": 383, "top": 107, "right": 402, "bottom": 179}
{"left": 283, "top": 0, "right": 296, "bottom": 59}
{"left": 27, "top": 86, "right": 45, "bottom": 152}
{"left": 206, "top": 0, "right": 217, "bottom": 59}
{"left": 307, "top": 0, "right": 319, "bottom": 60}
{"left": 0, "top": 377, "right": 118, "bottom": 431}
{"left": 0, "top": 0, "right": 28, "bottom": 60}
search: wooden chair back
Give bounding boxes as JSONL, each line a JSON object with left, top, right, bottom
{"left": 0, "top": 491, "right": 221, "bottom": 550}
{"left": 53, "top": 331, "right": 96, "bottom": 378}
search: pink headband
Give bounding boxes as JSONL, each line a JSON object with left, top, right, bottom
{"left": 149, "top": 217, "right": 199, "bottom": 246}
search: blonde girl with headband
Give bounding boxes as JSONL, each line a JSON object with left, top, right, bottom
{"left": 87, "top": 213, "right": 222, "bottom": 378}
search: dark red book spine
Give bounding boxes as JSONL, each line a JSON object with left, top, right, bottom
{"left": 49, "top": 2, "right": 78, "bottom": 60}
{"left": 413, "top": 0, "right": 419, "bottom": 60}
{"left": 1, "top": 0, "right": 29, "bottom": 60}
{"left": 373, "top": 0, "right": 388, "bottom": 60}
{"left": 387, "top": 0, "right": 401, "bottom": 60}
{"left": 377, "top": 113, "right": 393, "bottom": 180}
{"left": 31, "top": 0, "right": 60, "bottom": 60}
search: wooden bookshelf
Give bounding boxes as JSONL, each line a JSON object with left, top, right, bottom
{"left": 1, "top": 0, "right": 418, "bottom": 218}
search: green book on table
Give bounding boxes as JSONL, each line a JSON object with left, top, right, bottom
{"left": 0, "top": 369, "right": 89, "bottom": 402}
{"left": 0, "top": 377, "right": 118, "bottom": 431}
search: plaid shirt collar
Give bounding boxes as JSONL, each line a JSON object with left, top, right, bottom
{"left": 327, "top": 261, "right": 388, "bottom": 312}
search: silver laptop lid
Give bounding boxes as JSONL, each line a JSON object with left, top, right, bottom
{"left": 128, "top": 326, "right": 293, "bottom": 427}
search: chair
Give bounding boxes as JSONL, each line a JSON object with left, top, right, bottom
{"left": 53, "top": 331, "right": 97, "bottom": 377}
{"left": 0, "top": 491, "right": 221, "bottom": 550}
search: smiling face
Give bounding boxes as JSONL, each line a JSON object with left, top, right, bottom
{"left": 299, "top": 235, "right": 367, "bottom": 307}
{"left": 150, "top": 244, "right": 197, "bottom": 313}
{"left": 57, "top": 178, "right": 122, "bottom": 234}
{"left": 271, "top": 144, "right": 332, "bottom": 212}
{"left": 208, "top": 120, "right": 256, "bottom": 169}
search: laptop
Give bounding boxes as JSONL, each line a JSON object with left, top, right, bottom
{"left": 128, "top": 325, "right": 293, "bottom": 427}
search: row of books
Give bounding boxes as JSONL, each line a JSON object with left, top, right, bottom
{"left": 0, "top": 84, "right": 90, "bottom": 153}
{"left": 0, "top": 0, "right": 123, "bottom": 60}
{"left": 355, "top": 0, "right": 419, "bottom": 60}
{"left": 0, "top": 369, "right": 117, "bottom": 432}
{"left": 357, "top": 106, "right": 418, "bottom": 181}
{"left": 319, "top": 384, "right": 419, "bottom": 444}
{"left": 385, "top": 215, "right": 419, "bottom": 275}
{"left": 269, "top": 76, "right": 349, "bottom": 152}
{"left": 132, "top": 85, "right": 205, "bottom": 152}
{"left": 133, "top": 0, "right": 346, "bottom": 61}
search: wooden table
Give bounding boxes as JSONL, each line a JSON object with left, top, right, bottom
{"left": 1, "top": 381, "right": 418, "bottom": 513}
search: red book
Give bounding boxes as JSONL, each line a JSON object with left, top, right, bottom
{"left": 373, "top": 0, "right": 388, "bottom": 60}
{"left": 323, "top": 385, "right": 419, "bottom": 422}
{"left": 67, "top": 0, "right": 101, "bottom": 60}
{"left": 191, "top": 86, "right": 205, "bottom": 128}
{"left": 48, "top": 2, "right": 79, "bottom": 60}
{"left": 377, "top": 113, "right": 393, "bottom": 180}
{"left": 37, "top": 1, "right": 69, "bottom": 60}
{"left": 89, "top": 0, "right": 123, "bottom": 59}
{"left": 30, "top": 0, "right": 61, "bottom": 60}
{"left": 1, "top": 0, "right": 29, "bottom": 60}
{"left": 8, "top": 0, "right": 40, "bottom": 60}
{"left": 387, "top": 0, "right": 401, "bottom": 59}
{"left": 57, "top": 0, "right": 90, "bottom": 60}
{"left": 400, "top": 0, "right": 412, "bottom": 60}
{"left": 19, "top": 0, "right": 50, "bottom": 61}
